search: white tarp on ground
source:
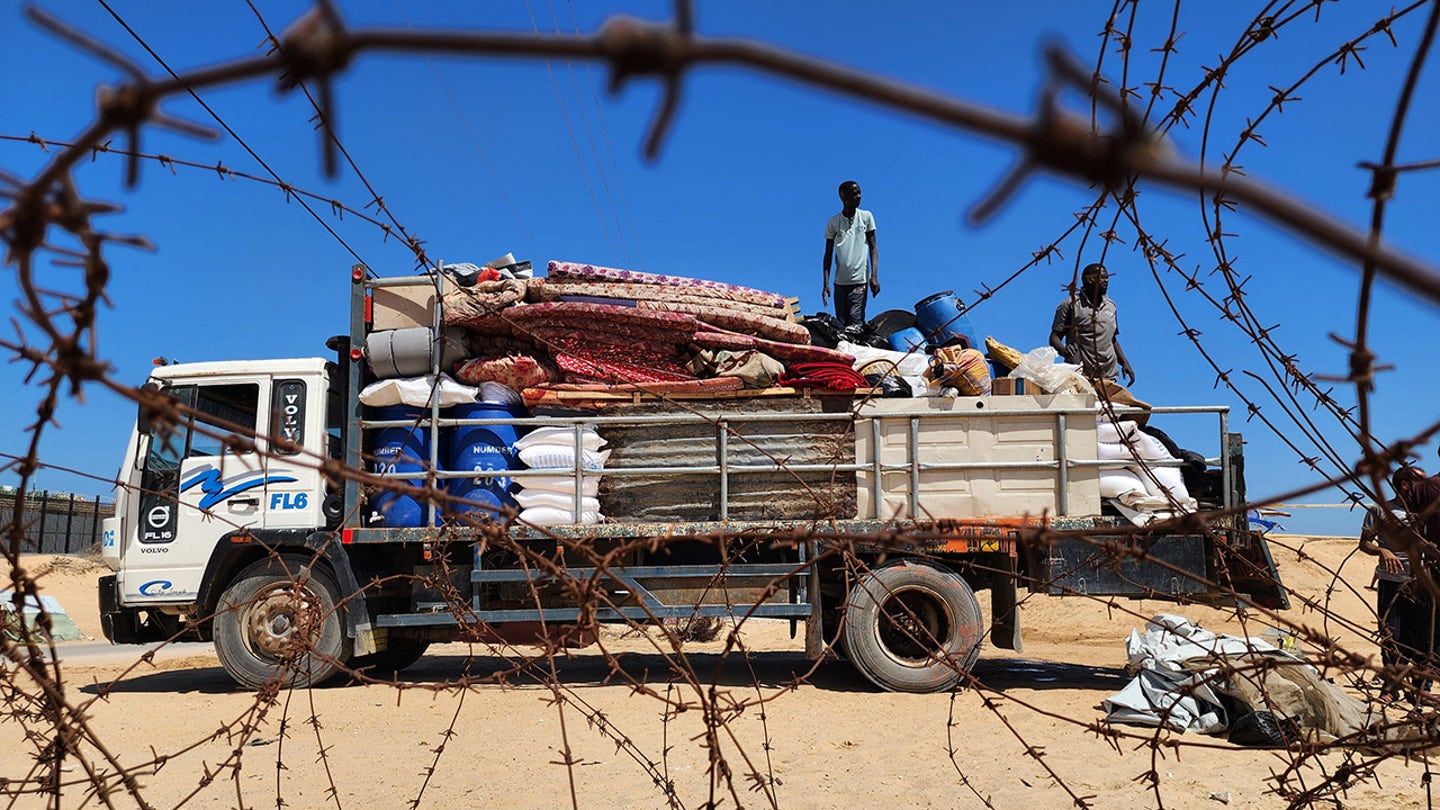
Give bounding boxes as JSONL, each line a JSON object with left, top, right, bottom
{"left": 1103, "top": 614, "right": 1269, "bottom": 733}
{"left": 1, "top": 590, "right": 87, "bottom": 642}
{"left": 1103, "top": 614, "right": 1401, "bottom": 744}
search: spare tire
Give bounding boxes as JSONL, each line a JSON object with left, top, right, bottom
{"left": 842, "top": 561, "right": 984, "bottom": 693}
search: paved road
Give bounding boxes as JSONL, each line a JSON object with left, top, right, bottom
{"left": 34, "top": 640, "right": 216, "bottom": 667}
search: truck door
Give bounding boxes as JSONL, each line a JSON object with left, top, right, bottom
{"left": 261, "top": 376, "right": 326, "bottom": 530}
{"left": 121, "top": 380, "right": 268, "bottom": 604}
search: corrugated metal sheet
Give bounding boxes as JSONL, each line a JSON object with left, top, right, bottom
{"left": 596, "top": 398, "right": 857, "bottom": 521}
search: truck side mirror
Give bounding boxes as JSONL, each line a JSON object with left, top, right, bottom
{"left": 136, "top": 382, "right": 165, "bottom": 436}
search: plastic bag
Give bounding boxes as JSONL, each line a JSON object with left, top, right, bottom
{"left": 1227, "top": 711, "right": 1300, "bottom": 748}
{"left": 838, "top": 341, "right": 931, "bottom": 378}
{"left": 1008, "top": 347, "right": 1095, "bottom": 396}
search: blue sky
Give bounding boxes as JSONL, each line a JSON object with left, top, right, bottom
{"left": 2, "top": 1, "right": 1438, "bottom": 536}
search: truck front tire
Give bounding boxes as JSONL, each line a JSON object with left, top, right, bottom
{"left": 213, "top": 554, "right": 353, "bottom": 689}
{"left": 842, "top": 561, "right": 983, "bottom": 693}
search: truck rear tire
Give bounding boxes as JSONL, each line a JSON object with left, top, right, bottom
{"left": 214, "top": 554, "right": 353, "bottom": 689}
{"left": 842, "top": 561, "right": 983, "bottom": 693}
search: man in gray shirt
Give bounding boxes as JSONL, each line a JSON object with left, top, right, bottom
{"left": 1049, "top": 263, "right": 1136, "bottom": 386}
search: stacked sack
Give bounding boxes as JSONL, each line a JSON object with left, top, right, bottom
{"left": 1096, "top": 418, "right": 1198, "bottom": 524}
{"left": 512, "top": 426, "right": 609, "bottom": 526}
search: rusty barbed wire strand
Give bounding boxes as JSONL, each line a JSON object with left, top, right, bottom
{"left": 7, "top": 2, "right": 1440, "bottom": 808}
{"left": 84, "top": 1, "right": 378, "bottom": 270}
{"left": 243, "top": 0, "right": 434, "bottom": 275}
{"left": 1353, "top": 0, "right": 1440, "bottom": 551}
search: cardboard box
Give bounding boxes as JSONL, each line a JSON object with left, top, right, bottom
{"left": 990, "top": 377, "right": 1029, "bottom": 396}
{"left": 371, "top": 276, "right": 455, "bottom": 331}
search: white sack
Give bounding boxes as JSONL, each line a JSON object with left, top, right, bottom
{"left": 516, "top": 475, "right": 601, "bottom": 496}
{"left": 1100, "top": 468, "right": 1148, "bottom": 503}
{"left": 518, "top": 506, "right": 602, "bottom": 526}
{"left": 514, "top": 426, "right": 606, "bottom": 452}
{"left": 359, "top": 374, "right": 480, "bottom": 408}
{"left": 516, "top": 445, "right": 610, "bottom": 471}
{"left": 513, "top": 491, "right": 601, "bottom": 512}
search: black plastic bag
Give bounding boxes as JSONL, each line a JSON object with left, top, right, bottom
{"left": 840, "top": 322, "right": 889, "bottom": 349}
{"left": 1226, "top": 711, "right": 1300, "bottom": 748}
{"left": 863, "top": 371, "right": 913, "bottom": 398}
{"left": 801, "top": 313, "right": 842, "bottom": 348}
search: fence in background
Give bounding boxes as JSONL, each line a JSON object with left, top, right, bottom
{"left": 0, "top": 492, "right": 114, "bottom": 555}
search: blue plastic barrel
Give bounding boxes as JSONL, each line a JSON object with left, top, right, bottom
{"left": 914, "top": 291, "right": 978, "bottom": 350}
{"left": 369, "top": 405, "right": 433, "bottom": 527}
{"left": 887, "top": 326, "right": 928, "bottom": 353}
{"left": 446, "top": 401, "right": 526, "bottom": 516}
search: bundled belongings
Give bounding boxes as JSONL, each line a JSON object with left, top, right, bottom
{"left": 533, "top": 261, "right": 809, "bottom": 343}
{"left": 1104, "top": 614, "right": 1413, "bottom": 747}
{"left": 489, "top": 262, "right": 858, "bottom": 395}
{"left": 924, "top": 344, "right": 992, "bottom": 396}
{"left": 364, "top": 258, "right": 880, "bottom": 527}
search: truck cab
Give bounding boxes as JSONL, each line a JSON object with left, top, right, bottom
{"left": 100, "top": 358, "right": 341, "bottom": 642}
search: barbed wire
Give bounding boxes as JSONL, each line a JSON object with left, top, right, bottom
{"left": 6, "top": 1, "right": 1440, "bottom": 808}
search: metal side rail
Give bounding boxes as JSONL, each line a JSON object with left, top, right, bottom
{"left": 373, "top": 562, "right": 814, "bottom": 628}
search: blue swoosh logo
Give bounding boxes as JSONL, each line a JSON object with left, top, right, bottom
{"left": 180, "top": 466, "right": 298, "bottom": 509}
{"left": 139, "top": 580, "right": 173, "bottom": 596}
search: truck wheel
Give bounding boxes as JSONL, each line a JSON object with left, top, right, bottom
{"left": 214, "top": 554, "right": 353, "bottom": 689}
{"left": 350, "top": 640, "right": 430, "bottom": 676}
{"left": 842, "top": 561, "right": 983, "bottom": 693}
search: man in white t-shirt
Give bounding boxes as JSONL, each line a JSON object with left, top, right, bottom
{"left": 821, "top": 180, "right": 880, "bottom": 327}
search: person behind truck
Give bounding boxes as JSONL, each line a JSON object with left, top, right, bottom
{"left": 821, "top": 180, "right": 880, "bottom": 327}
{"left": 1050, "top": 263, "right": 1135, "bottom": 386}
{"left": 1359, "top": 493, "right": 1424, "bottom": 687}
{"left": 1386, "top": 465, "right": 1440, "bottom": 701}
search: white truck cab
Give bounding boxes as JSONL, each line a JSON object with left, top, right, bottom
{"left": 100, "top": 358, "right": 340, "bottom": 641}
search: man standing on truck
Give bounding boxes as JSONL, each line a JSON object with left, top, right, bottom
{"left": 821, "top": 180, "right": 880, "bottom": 327}
{"left": 1050, "top": 263, "right": 1136, "bottom": 386}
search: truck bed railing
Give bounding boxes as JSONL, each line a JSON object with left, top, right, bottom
{"left": 354, "top": 404, "right": 1234, "bottom": 524}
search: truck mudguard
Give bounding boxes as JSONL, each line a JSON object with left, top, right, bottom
{"left": 196, "top": 528, "right": 370, "bottom": 644}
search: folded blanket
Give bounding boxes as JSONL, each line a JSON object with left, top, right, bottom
{"left": 547, "top": 261, "right": 788, "bottom": 309}
{"left": 692, "top": 327, "right": 853, "bottom": 365}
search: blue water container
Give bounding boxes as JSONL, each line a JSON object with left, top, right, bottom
{"left": 914, "top": 290, "right": 978, "bottom": 350}
{"left": 369, "top": 405, "right": 434, "bottom": 527}
{"left": 887, "top": 326, "right": 928, "bottom": 354}
{"left": 446, "top": 401, "right": 526, "bottom": 517}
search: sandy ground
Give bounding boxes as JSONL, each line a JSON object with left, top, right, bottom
{"left": 2, "top": 536, "right": 1433, "bottom": 810}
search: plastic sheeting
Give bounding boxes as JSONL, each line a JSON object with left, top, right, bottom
{"left": 1103, "top": 614, "right": 1267, "bottom": 733}
{"left": 1104, "top": 614, "right": 1402, "bottom": 745}
{"left": 837, "top": 340, "right": 935, "bottom": 396}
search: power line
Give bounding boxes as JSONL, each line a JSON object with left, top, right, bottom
{"left": 521, "top": 0, "right": 621, "bottom": 267}
{"left": 394, "top": 0, "right": 539, "bottom": 259}
{"left": 245, "top": 0, "right": 431, "bottom": 273}
{"left": 547, "top": 0, "right": 635, "bottom": 270}
{"left": 95, "top": 0, "right": 373, "bottom": 269}
{"left": 564, "top": 0, "right": 644, "bottom": 271}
